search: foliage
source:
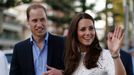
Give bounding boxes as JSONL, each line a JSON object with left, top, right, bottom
{"left": 0, "top": 0, "right": 32, "bottom": 8}
{"left": 44, "top": 0, "right": 76, "bottom": 26}
{"left": 0, "top": 0, "right": 16, "bottom": 7}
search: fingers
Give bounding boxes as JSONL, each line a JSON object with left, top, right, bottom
{"left": 42, "top": 71, "right": 54, "bottom": 75}
{"left": 120, "top": 32, "right": 125, "bottom": 41}
{"left": 44, "top": 65, "right": 55, "bottom": 75}
{"left": 113, "top": 26, "right": 118, "bottom": 37}
{"left": 42, "top": 72, "right": 49, "bottom": 75}
{"left": 46, "top": 65, "right": 53, "bottom": 70}
{"left": 107, "top": 32, "right": 113, "bottom": 40}
{"left": 113, "top": 26, "right": 124, "bottom": 39}
{"left": 117, "top": 27, "right": 121, "bottom": 38}
{"left": 42, "top": 65, "right": 53, "bottom": 75}
{"left": 44, "top": 65, "right": 63, "bottom": 75}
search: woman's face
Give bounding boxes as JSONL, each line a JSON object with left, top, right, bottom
{"left": 77, "top": 19, "right": 95, "bottom": 46}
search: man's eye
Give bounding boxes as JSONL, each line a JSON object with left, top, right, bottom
{"left": 32, "top": 19, "right": 37, "bottom": 22}
{"left": 40, "top": 18, "right": 45, "bottom": 22}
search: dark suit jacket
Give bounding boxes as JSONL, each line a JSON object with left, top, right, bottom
{"left": 120, "top": 50, "right": 133, "bottom": 75}
{"left": 10, "top": 33, "right": 65, "bottom": 75}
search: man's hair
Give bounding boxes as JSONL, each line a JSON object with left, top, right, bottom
{"left": 26, "top": 4, "right": 47, "bottom": 20}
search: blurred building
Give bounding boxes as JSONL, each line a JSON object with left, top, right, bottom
{"left": 0, "top": 9, "right": 23, "bottom": 49}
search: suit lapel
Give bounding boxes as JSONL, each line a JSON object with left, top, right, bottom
{"left": 47, "top": 34, "right": 54, "bottom": 67}
{"left": 25, "top": 39, "right": 35, "bottom": 75}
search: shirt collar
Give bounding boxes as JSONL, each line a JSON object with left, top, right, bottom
{"left": 30, "top": 32, "right": 49, "bottom": 44}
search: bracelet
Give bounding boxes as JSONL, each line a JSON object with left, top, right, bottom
{"left": 112, "top": 54, "right": 120, "bottom": 59}
{"left": 61, "top": 70, "right": 64, "bottom": 75}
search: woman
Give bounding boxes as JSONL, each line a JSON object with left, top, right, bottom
{"left": 64, "top": 12, "right": 126, "bottom": 75}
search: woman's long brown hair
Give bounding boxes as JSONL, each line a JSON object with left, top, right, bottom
{"left": 64, "top": 12, "right": 102, "bottom": 75}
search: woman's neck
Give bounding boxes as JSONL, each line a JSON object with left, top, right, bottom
{"left": 79, "top": 44, "right": 89, "bottom": 53}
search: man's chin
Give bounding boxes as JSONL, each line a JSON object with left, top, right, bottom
{"left": 37, "top": 33, "right": 46, "bottom": 37}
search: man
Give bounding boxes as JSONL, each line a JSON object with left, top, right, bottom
{"left": 128, "top": 48, "right": 134, "bottom": 75}
{"left": 120, "top": 50, "right": 133, "bottom": 75}
{"left": 10, "top": 4, "right": 64, "bottom": 75}
{"left": 0, "top": 51, "right": 9, "bottom": 75}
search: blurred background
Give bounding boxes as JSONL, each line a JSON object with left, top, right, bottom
{"left": 0, "top": 0, "right": 134, "bottom": 73}
{"left": 0, "top": 0, "right": 134, "bottom": 50}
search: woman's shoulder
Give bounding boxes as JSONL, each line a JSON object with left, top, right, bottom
{"left": 101, "top": 49, "right": 111, "bottom": 56}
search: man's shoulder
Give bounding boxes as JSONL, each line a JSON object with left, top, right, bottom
{"left": 15, "top": 38, "right": 30, "bottom": 46}
{"left": 120, "top": 50, "right": 131, "bottom": 59}
{"left": 49, "top": 33, "right": 65, "bottom": 40}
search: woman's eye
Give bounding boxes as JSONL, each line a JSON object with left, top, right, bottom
{"left": 89, "top": 26, "right": 95, "bottom": 31}
{"left": 80, "top": 28, "right": 86, "bottom": 31}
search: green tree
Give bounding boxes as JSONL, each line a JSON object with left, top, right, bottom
{"left": 44, "top": 0, "right": 76, "bottom": 26}
{"left": 0, "top": 0, "right": 16, "bottom": 7}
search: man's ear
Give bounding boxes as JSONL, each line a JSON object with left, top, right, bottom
{"left": 25, "top": 22, "right": 30, "bottom": 29}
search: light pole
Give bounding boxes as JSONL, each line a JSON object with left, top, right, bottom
{"left": 123, "top": 0, "right": 129, "bottom": 51}
{"left": 130, "top": 0, "right": 134, "bottom": 48}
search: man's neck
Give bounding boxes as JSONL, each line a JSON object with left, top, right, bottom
{"left": 34, "top": 35, "right": 44, "bottom": 42}
{"left": 33, "top": 35, "right": 45, "bottom": 50}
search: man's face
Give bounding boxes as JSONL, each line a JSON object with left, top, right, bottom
{"left": 28, "top": 8, "right": 48, "bottom": 37}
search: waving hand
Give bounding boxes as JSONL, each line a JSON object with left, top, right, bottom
{"left": 107, "top": 26, "right": 124, "bottom": 56}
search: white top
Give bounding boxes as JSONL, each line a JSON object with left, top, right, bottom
{"left": 72, "top": 49, "right": 115, "bottom": 75}
{"left": 0, "top": 51, "right": 9, "bottom": 75}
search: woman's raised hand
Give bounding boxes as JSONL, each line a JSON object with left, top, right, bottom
{"left": 107, "top": 26, "right": 124, "bottom": 56}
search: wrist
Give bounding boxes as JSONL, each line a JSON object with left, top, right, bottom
{"left": 60, "top": 70, "right": 64, "bottom": 75}
{"left": 111, "top": 52, "right": 120, "bottom": 59}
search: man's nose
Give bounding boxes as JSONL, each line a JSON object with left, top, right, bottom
{"left": 37, "top": 20, "right": 42, "bottom": 26}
